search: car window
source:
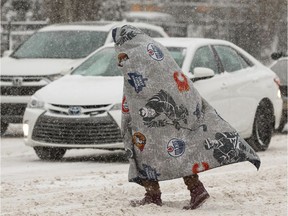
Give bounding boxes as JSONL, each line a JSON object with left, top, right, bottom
{"left": 190, "top": 46, "right": 219, "bottom": 74}
{"left": 72, "top": 47, "right": 122, "bottom": 77}
{"left": 237, "top": 54, "right": 250, "bottom": 68}
{"left": 166, "top": 47, "right": 186, "bottom": 68}
{"left": 270, "top": 59, "right": 288, "bottom": 85}
{"left": 213, "top": 45, "right": 245, "bottom": 72}
{"left": 11, "top": 31, "right": 108, "bottom": 59}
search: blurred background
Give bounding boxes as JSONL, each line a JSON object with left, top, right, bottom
{"left": 1, "top": 0, "right": 287, "bottom": 65}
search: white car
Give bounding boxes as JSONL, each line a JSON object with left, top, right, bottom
{"left": 0, "top": 21, "right": 168, "bottom": 135}
{"left": 23, "top": 38, "right": 283, "bottom": 160}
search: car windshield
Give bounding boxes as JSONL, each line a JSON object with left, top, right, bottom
{"left": 271, "top": 59, "right": 288, "bottom": 85}
{"left": 72, "top": 47, "right": 122, "bottom": 76}
{"left": 72, "top": 46, "right": 186, "bottom": 77}
{"left": 166, "top": 47, "right": 186, "bottom": 68}
{"left": 11, "top": 31, "right": 108, "bottom": 59}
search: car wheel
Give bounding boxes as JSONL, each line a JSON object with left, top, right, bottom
{"left": 247, "top": 101, "right": 274, "bottom": 151}
{"left": 34, "top": 147, "right": 66, "bottom": 160}
{"left": 1, "top": 122, "right": 8, "bottom": 136}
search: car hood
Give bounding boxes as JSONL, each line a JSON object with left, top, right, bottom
{"left": 0, "top": 57, "right": 83, "bottom": 76}
{"left": 35, "top": 75, "right": 124, "bottom": 105}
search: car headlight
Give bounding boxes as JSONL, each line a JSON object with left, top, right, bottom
{"left": 277, "top": 89, "right": 282, "bottom": 99}
{"left": 110, "top": 103, "right": 122, "bottom": 111}
{"left": 28, "top": 96, "right": 45, "bottom": 109}
{"left": 46, "top": 73, "right": 63, "bottom": 82}
{"left": 23, "top": 123, "right": 29, "bottom": 137}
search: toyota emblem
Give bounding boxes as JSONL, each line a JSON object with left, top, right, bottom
{"left": 12, "top": 77, "right": 23, "bottom": 86}
{"left": 68, "top": 106, "right": 82, "bottom": 115}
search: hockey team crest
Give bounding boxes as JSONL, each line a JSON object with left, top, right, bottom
{"left": 113, "top": 25, "right": 142, "bottom": 46}
{"left": 192, "top": 162, "right": 210, "bottom": 174}
{"left": 204, "top": 132, "right": 257, "bottom": 166}
{"left": 122, "top": 96, "right": 129, "bottom": 113}
{"left": 139, "top": 164, "right": 161, "bottom": 181}
{"left": 128, "top": 72, "right": 148, "bottom": 93}
{"left": 147, "top": 43, "right": 164, "bottom": 61}
{"left": 132, "top": 132, "right": 146, "bottom": 151}
{"left": 173, "top": 71, "right": 190, "bottom": 92}
{"left": 167, "top": 138, "right": 185, "bottom": 157}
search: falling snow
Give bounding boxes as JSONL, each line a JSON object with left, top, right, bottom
{"left": 1, "top": 124, "right": 287, "bottom": 215}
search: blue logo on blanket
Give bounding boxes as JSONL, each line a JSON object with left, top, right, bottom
{"left": 147, "top": 43, "right": 164, "bottom": 61}
{"left": 139, "top": 164, "right": 161, "bottom": 181}
{"left": 167, "top": 138, "right": 185, "bottom": 157}
{"left": 128, "top": 72, "right": 148, "bottom": 93}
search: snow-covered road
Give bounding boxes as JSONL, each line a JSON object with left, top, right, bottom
{"left": 1, "top": 124, "right": 287, "bottom": 216}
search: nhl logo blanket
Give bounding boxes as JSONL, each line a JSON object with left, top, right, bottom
{"left": 112, "top": 25, "right": 261, "bottom": 184}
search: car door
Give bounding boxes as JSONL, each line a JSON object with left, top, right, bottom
{"left": 188, "top": 45, "right": 231, "bottom": 122}
{"left": 212, "top": 45, "right": 255, "bottom": 133}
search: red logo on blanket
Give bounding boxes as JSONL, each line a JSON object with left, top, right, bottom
{"left": 173, "top": 71, "right": 190, "bottom": 92}
{"left": 118, "top": 53, "right": 129, "bottom": 67}
{"left": 192, "top": 162, "right": 209, "bottom": 174}
{"left": 132, "top": 132, "right": 146, "bottom": 151}
{"left": 122, "top": 96, "right": 129, "bottom": 113}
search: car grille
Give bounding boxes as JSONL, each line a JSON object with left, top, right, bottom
{"left": 1, "top": 103, "right": 27, "bottom": 116}
{"left": 32, "top": 114, "right": 123, "bottom": 145}
{"left": 1, "top": 77, "right": 43, "bottom": 82}
{"left": 1, "top": 86, "right": 43, "bottom": 96}
{"left": 48, "top": 104, "right": 110, "bottom": 116}
{"left": 0, "top": 76, "right": 47, "bottom": 96}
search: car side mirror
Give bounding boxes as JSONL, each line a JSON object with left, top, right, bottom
{"left": 3, "top": 50, "right": 13, "bottom": 57}
{"left": 271, "top": 52, "right": 283, "bottom": 60}
{"left": 193, "top": 67, "right": 215, "bottom": 79}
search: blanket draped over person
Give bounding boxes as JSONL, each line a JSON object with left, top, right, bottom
{"left": 112, "top": 25, "right": 260, "bottom": 185}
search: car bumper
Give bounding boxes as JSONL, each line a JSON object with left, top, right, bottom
{"left": 1, "top": 103, "right": 28, "bottom": 123}
{"left": 274, "top": 97, "right": 284, "bottom": 129}
{"left": 23, "top": 108, "right": 124, "bottom": 149}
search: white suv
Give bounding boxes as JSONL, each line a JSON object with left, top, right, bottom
{"left": 0, "top": 21, "right": 168, "bottom": 135}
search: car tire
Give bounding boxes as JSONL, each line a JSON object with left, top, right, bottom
{"left": 247, "top": 101, "right": 274, "bottom": 151}
{"left": 34, "top": 147, "right": 66, "bottom": 160}
{"left": 1, "top": 122, "right": 8, "bottom": 136}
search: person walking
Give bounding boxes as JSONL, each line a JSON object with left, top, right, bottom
{"left": 112, "top": 25, "right": 260, "bottom": 210}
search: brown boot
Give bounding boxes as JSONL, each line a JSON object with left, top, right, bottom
{"left": 130, "top": 192, "right": 162, "bottom": 207}
{"left": 183, "top": 175, "right": 210, "bottom": 210}
{"left": 130, "top": 180, "right": 162, "bottom": 207}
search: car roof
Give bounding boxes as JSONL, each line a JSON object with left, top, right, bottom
{"left": 154, "top": 37, "right": 233, "bottom": 48}
{"left": 38, "top": 21, "right": 168, "bottom": 35}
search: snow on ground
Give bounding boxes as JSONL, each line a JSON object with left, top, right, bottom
{"left": 1, "top": 124, "right": 287, "bottom": 216}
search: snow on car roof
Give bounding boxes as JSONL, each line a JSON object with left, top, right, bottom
{"left": 39, "top": 24, "right": 111, "bottom": 32}
{"left": 38, "top": 21, "right": 167, "bottom": 34}
{"left": 155, "top": 37, "right": 232, "bottom": 48}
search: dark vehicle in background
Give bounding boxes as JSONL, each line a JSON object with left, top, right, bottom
{"left": 270, "top": 52, "right": 288, "bottom": 132}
